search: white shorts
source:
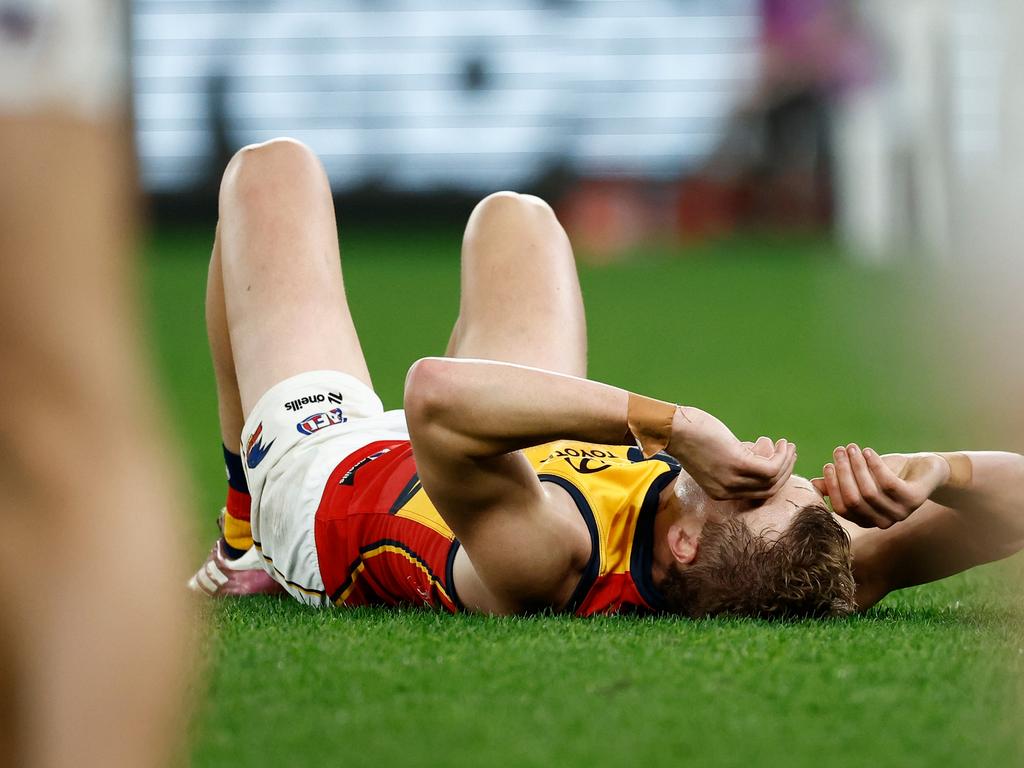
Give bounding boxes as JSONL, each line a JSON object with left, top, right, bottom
{"left": 240, "top": 370, "right": 409, "bottom": 606}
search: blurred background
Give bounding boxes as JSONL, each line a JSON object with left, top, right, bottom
{"left": 134, "top": 0, "right": 1004, "bottom": 263}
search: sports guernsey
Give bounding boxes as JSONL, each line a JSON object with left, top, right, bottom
{"left": 313, "top": 439, "right": 681, "bottom": 616}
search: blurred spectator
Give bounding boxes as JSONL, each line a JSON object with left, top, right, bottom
{"left": 0, "top": 1, "right": 193, "bottom": 765}
{"left": 679, "top": 0, "right": 875, "bottom": 241}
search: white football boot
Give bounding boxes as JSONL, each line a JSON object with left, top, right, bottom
{"left": 187, "top": 511, "right": 284, "bottom": 597}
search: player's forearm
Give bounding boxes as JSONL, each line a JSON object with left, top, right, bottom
{"left": 404, "top": 357, "right": 633, "bottom": 455}
{"left": 866, "top": 451, "right": 1024, "bottom": 601}
{"left": 407, "top": 358, "right": 795, "bottom": 502}
{"left": 930, "top": 451, "right": 1024, "bottom": 558}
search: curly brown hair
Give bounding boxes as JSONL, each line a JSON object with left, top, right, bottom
{"left": 660, "top": 503, "right": 856, "bottom": 619}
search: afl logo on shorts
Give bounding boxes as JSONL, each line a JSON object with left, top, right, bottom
{"left": 245, "top": 422, "right": 276, "bottom": 469}
{"left": 296, "top": 407, "right": 347, "bottom": 436}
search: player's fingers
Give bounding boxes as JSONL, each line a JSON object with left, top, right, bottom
{"left": 835, "top": 446, "right": 891, "bottom": 528}
{"left": 773, "top": 442, "right": 798, "bottom": 486}
{"left": 832, "top": 446, "right": 862, "bottom": 506}
{"left": 845, "top": 445, "right": 879, "bottom": 499}
{"left": 835, "top": 448, "right": 884, "bottom": 528}
{"left": 810, "top": 477, "right": 827, "bottom": 495}
{"left": 741, "top": 443, "right": 797, "bottom": 498}
{"left": 863, "top": 447, "right": 915, "bottom": 505}
{"left": 752, "top": 435, "right": 774, "bottom": 458}
{"left": 765, "top": 446, "right": 798, "bottom": 496}
{"left": 743, "top": 438, "right": 791, "bottom": 480}
{"left": 847, "top": 444, "right": 907, "bottom": 522}
{"left": 823, "top": 462, "right": 875, "bottom": 527}
{"left": 744, "top": 446, "right": 797, "bottom": 498}
{"left": 822, "top": 463, "right": 846, "bottom": 515}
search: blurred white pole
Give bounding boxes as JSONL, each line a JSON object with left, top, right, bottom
{"left": 953, "top": 0, "right": 1024, "bottom": 416}
{"left": 957, "top": 0, "right": 1023, "bottom": 267}
{"left": 832, "top": 69, "right": 893, "bottom": 263}
{"left": 835, "top": 0, "right": 955, "bottom": 263}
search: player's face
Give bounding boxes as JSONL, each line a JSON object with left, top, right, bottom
{"left": 727, "top": 474, "right": 826, "bottom": 540}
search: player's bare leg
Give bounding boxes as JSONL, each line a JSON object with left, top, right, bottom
{"left": 189, "top": 227, "right": 285, "bottom": 595}
{"left": 446, "top": 191, "right": 587, "bottom": 377}
{"left": 191, "top": 138, "right": 373, "bottom": 596}
{"left": 218, "top": 138, "right": 372, "bottom": 413}
{"left": 206, "top": 227, "right": 245, "bottom": 451}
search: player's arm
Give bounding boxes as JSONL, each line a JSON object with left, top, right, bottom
{"left": 404, "top": 357, "right": 795, "bottom": 610}
{"left": 405, "top": 357, "right": 797, "bottom": 498}
{"left": 812, "top": 446, "right": 1024, "bottom": 610}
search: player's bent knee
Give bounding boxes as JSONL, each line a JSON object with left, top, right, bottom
{"left": 518, "top": 193, "right": 556, "bottom": 218}
{"left": 469, "top": 190, "right": 559, "bottom": 233}
{"left": 469, "top": 190, "right": 523, "bottom": 223}
{"left": 219, "top": 137, "right": 325, "bottom": 209}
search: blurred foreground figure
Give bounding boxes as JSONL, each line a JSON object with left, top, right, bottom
{"left": 0, "top": 2, "right": 192, "bottom": 766}
{"left": 190, "top": 138, "right": 1024, "bottom": 618}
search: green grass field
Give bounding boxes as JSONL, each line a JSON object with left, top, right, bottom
{"left": 144, "top": 226, "right": 1023, "bottom": 767}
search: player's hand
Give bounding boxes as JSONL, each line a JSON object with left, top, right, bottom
{"left": 668, "top": 406, "right": 796, "bottom": 500}
{"left": 810, "top": 444, "right": 950, "bottom": 528}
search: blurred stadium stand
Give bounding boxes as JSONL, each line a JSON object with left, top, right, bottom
{"left": 132, "top": 0, "right": 758, "bottom": 198}
{"left": 133, "top": 0, "right": 1010, "bottom": 260}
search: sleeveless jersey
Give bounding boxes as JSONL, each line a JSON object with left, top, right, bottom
{"left": 313, "top": 439, "right": 680, "bottom": 616}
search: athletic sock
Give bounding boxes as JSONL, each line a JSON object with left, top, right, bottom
{"left": 221, "top": 444, "right": 253, "bottom": 559}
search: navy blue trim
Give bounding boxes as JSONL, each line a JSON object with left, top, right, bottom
{"left": 222, "top": 444, "right": 249, "bottom": 493}
{"left": 220, "top": 537, "right": 248, "bottom": 561}
{"left": 388, "top": 472, "right": 421, "bottom": 515}
{"left": 627, "top": 446, "right": 681, "bottom": 469}
{"left": 445, "top": 540, "right": 464, "bottom": 612}
{"left": 538, "top": 473, "right": 600, "bottom": 613}
{"left": 629, "top": 464, "right": 680, "bottom": 612}
{"left": 329, "top": 555, "right": 365, "bottom": 604}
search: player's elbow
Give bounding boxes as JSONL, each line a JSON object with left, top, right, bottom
{"left": 405, "top": 359, "right": 494, "bottom": 458}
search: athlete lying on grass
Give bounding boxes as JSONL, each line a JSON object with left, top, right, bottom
{"left": 189, "top": 138, "right": 1024, "bottom": 617}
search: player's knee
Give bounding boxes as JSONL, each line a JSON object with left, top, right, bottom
{"left": 518, "top": 193, "right": 557, "bottom": 219}
{"left": 471, "top": 190, "right": 558, "bottom": 229}
{"left": 219, "top": 137, "right": 324, "bottom": 209}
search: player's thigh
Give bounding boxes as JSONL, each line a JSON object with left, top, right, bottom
{"left": 217, "top": 138, "right": 373, "bottom": 415}
{"left": 450, "top": 191, "right": 587, "bottom": 378}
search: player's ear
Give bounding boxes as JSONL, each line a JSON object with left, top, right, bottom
{"left": 667, "top": 520, "right": 699, "bottom": 566}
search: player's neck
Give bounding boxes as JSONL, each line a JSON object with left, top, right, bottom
{"left": 650, "top": 493, "right": 676, "bottom": 585}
